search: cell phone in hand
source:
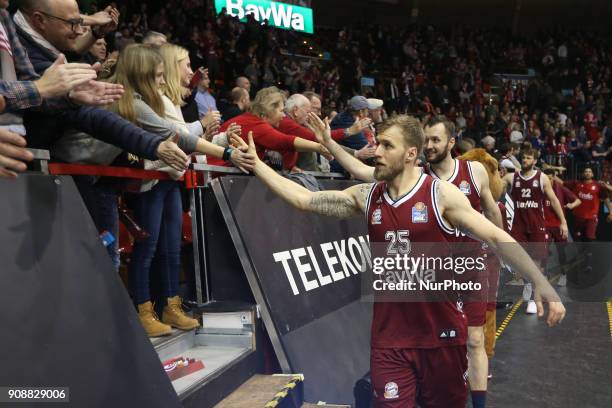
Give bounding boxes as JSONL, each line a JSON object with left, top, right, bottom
{"left": 190, "top": 68, "right": 205, "bottom": 89}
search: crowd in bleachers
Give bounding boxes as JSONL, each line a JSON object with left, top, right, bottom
{"left": 1, "top": 0, "right": 611, "bottom": 337}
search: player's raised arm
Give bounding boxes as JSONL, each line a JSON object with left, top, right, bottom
{"left": 435, "top": 180, "right": 566, "bottom": 327}
{"left": 248, "top": 132, "right": 373, "bottom": 218}
{"left": 306, "top": 113, "right": 376, "bottom": 182}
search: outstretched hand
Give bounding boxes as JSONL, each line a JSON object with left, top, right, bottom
{"left": 534, "top": 282, "right": 566, "bottom": 326}
{"left": 227, "top": 124, "right": 249, "bottom": 151}
{"left": 0, "top": 128, "right": 33, "bottom": 178}
{"left": 229, "top": 133, "right": 257, "bottom": 173}
{"left": 69, "top": 80, "right": 124, "bottom": 106}
{"left": 156, "top": 134, "right": 189, "bottom": 171}
{"left": 246, "top": 131, "right": 261, "bottom": 159}
{"left": 306, "top": 112, "right": 332, "bottom": 145}
{"left": 203, "top": 121, "right": 220, "bottom": 141}
{"left": 347, "top": 117, "right": 372, "bottom": 136}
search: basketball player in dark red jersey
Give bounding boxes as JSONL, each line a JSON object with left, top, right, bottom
{"left": 421, "top": 117, "right": 502, "bottom": 408}
{"left": 310, "top": 113, "right": 502, "bottom": 406}
{"left": 458, "top": 148, "right": 507, "bottom": 381}
{"left": 564, "top": 167, "right": 612, "bottom": 242}
{"left": 542, "top": 169, "right": 581, "bottom": 286}
{"left": 249, "top": 114, "right": 565, "bottom": 408}
{"left": 500, "top": 149, "right": 568, "bottom": 314}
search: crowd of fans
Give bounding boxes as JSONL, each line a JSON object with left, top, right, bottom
{"left": 1, "top": 0, "right": 611, "bottom": 337}
{"left": 92, "top": 1, "right": 612, "bottom": 177}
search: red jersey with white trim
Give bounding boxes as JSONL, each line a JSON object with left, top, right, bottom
{"left": 366, "top": 173, "right": 467, "bottom": 348}
{"left": 510, "top": 171, "right": 546, "bottom": 233}
{"left": 424, "top": 159, "right": 482, "bottom": 245}
{"left": 423, "top": 159, "right": 482, "bottom": 212}
{"left": 570, "top": 181, "right": 606, "bottom": 220}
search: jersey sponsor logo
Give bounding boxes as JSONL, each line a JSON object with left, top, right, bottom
{"left": 516, "top": 200, "right": 539, "bottom": 208}
{"left": 533, "top": 180, "right": 539, "bottom": 188}
{"left": 459, "top": 180, "right": 471, "bottom": 195}
{"left": 412, "top": 202, "right": 428, "bottom": 223}
{"left": 439, "top": 328, "right": 457, "bottom": 339}
{"left": 371, "top": 208, "right": 382, "bottom": 225}
{"left": 384, "top": 382, "right": 399, "bottom": 399}
{"left": 578, "top": 192, "right": 594, "bottom": 200}
{"left": 515, "top": 181, "right": 521, "bottom": 188}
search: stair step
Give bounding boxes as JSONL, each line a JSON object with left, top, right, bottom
{"left": 151, "top": 329, "right": 196, "bottom": 362}
{"left": 214, "top": 374, "right": 304, "bottom": 408}
{"left": 301, "top": 404, "right": 350, "bottom": 408}
{"left": 171, "top": 345, "right": 252, "bottom": 397}
{"left": 150, "top": 328, "right": 253, "bottom": 399}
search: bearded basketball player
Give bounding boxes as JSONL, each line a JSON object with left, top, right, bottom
{"left": 250, "top": 114, "right": 565, "bottom": 408}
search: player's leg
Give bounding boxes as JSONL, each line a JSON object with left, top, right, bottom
{"left": 483, "top": 307, "right": 496, "bottom": 379}
{"left": 467, "top": 325, "right": 487, "bottom": 407}
{"left": 370, "top": 348, "right": 417, "bottom": 408}
{"left": 483, "top": 254, "right": 500, "bottom": 379}
{"left": 463, "top": 300, "right": 488, "bottom": 407}
{"left": 524, "top": 231, "right": 548, "bottom": 314}
{"left": 417, "top": 346, "right": 469, "bottom": 408}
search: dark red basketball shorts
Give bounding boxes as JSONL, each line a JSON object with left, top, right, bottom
{"left": 510, "top": 228, "right": 548, "bottom": 262}
{"left": 546, "top": 227, "right": 567, "bottom": 243}
{"left": 463, "top": 302, "right": 487, "bottom": 326}
{"left": 370, "top": 346, "right": 468, "bottom": 408}
{"left": 574, "top": 217, "right": 598, "bottom": 240}
{"left": 485, "top": 253, "right": 501, "bottom": 311}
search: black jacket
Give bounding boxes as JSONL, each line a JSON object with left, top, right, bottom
{"left": 17, "top": 26, "right": 163, "bottom": 160}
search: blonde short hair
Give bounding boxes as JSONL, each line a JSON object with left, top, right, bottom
{"left": 378, "top": 115, "right": 425, "bottom": 154}
{"left": 249, "top": 86, "right": 286, "bottom": 119}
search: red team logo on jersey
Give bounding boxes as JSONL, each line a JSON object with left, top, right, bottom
{"left": 384, "top": 382, "right": 399, "bottom": 399}
{"left": 372, "top": 208, "right": 382, "bottom": 225}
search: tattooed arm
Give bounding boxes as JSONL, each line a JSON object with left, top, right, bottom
{"left": 248, "top": 132, "right": 373, "bottom": 218}
{"left": 436, "top": 180, "right": 565, "bottom": 326}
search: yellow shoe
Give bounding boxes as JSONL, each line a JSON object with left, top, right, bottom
{"left": 137, "top": 301, "right": 172, "bottom": 337}
{"left": 162, "top": 296, "right": 200, "bottom": 331}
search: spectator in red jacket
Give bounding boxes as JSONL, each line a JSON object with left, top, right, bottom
{"left": 280, "top": 93, "right": 371, "bottom": 170}
{"left": 214, "top": 87, "right": 327, "bottom": 166}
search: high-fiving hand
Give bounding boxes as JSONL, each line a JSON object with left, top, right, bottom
{"left": 0, "top": 129, "right": 33, "bottom": 179}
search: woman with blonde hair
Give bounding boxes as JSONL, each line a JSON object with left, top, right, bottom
{"left": 459, "top": 148, "right": 506, "bottom": 378}
{"left": 157, "top": 43, "right": 237, "bottom": 150}
{"left": 107, "top": 44, "right": 255, "bottom": 337}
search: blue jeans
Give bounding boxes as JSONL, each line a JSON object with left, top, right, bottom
{"left": 94, "top": 184, "right": 120, "bottom": 271}
{"left": 74, "top": 177, "right": 120, "bottom": 272}
{"left": 128, "top": 181, "right": 182, "bottom": 305}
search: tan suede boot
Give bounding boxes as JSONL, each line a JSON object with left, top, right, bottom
{"left": 137, "top": 301, "right": 172, "bottom": 337}
{"left": 162, "top": 296, "right": 200, "bottom": 331}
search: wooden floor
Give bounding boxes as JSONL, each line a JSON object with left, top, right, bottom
{"left": 214, "top": 374, "right": 302, "bottom": 408}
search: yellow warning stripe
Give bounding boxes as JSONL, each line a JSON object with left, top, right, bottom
{"left": 264, "top": 375, "right": 304, "bottom": 408}
{"left": 606, "top": 300, "right": 612, "bottom": 338}
{"left": 495, "top": 299, "right": 523, "bottom": 340}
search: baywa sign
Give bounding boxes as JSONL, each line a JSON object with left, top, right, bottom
{"left": 215, "top": 0, "right": 314, "bottom": 34}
